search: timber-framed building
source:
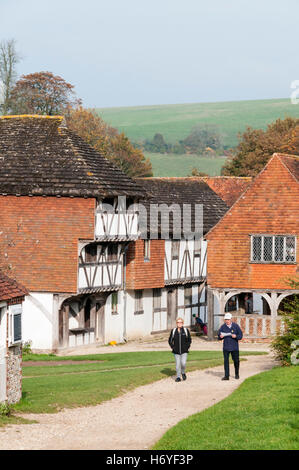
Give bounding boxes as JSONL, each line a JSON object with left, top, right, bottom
{"left": 206, "top": 153, "right": 299, "bottom": 342}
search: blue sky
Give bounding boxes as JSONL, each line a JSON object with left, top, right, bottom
{"left": 1, "top": 0, "right": 298, "bottom": 107}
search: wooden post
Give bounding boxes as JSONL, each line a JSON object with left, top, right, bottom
{"left": 63, "top": 304, "right": 69, "bottom": 348}
{"left": 207, "top": 287, "right": 214, "bottom": 341}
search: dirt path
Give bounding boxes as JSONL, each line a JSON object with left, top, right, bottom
{"left": 0, "top": 354, "right": 275, "bottom": 450}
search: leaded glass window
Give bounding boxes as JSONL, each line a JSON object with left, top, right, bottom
{"left": 251, "top": 235, "right": 296, "bottom": 263}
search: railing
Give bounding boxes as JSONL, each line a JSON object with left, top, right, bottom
{"left": 214, "top": 312, "right": 285, "bottom": 339}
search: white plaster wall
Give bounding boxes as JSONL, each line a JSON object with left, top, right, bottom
{"left": 0, "top": 304, "right": 7, "bottom": 349}
{"left": 104, "top": 291, "right": 124, "bottom": 344}
{"left": 152, "top": 289, "right": 167, "bottom": 332}
{"left": 213, "top": 294, "right": 221, "bottom": 330}
{"left": 22, "top": 293, "right": 54, "bottom": 350}
{"left": 125, "top": 289, "right": 153, "bottom": 340}
{"left": 253, "top": 293, "right": 263, "bottom": 314}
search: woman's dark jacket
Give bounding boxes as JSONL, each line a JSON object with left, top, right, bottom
{"left": 168, "top": 327, "right": 192, "bottom": 355}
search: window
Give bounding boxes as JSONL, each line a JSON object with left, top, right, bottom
{"left": 153, "top": 288, "right": 161, "bottom": 310}
{"left": 172, "top": 241, "right": 180, "bottom": 260}
{"left": 8, "top": 304, "right": 22, "bottom": 345}
{"left": 184, "top": 286, "right": 192, "bottom": 306}
{"left": 134, "top": 290, "right": 143, "bottom": 315}
{"left": 101, "top": 198, "right": 115, "bottom": 213}
{"left": 144, "top": 240, "right": 150, "bottom": 261}
{"left": 107, "top": 244, "right": 118, "bottom": 262}
{"left": 85, "top": 244, "right": 97, "bottom": 263}
{"left": 251, "top": 235, "right": 296, "bottom": 263}
{"left": 111, "top": 292, "right": 118, "bottom": 314}
{"left": 194, "top": 239, "right": 201, "bottom": 258}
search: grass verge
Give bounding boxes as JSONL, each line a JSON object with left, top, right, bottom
{"left": 0, "top": 351, "right": 266, "bottom": 425}
{"left": 153, "top": 365, "right": 299, "bottom": 450}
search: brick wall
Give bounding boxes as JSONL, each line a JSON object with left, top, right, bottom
{"left": 0, "top": 196, "right": 95, "bottom": 293}
{"left": 126, "top": 240, "right": 165, "bottom": 290}
{"left": 206, "top": 155, "right": 299, "bottom": 290}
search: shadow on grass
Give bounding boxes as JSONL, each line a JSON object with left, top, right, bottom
{"left": 160, "top": 368, "right": 175, "bottom": 377}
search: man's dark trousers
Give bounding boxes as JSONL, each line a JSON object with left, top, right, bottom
{"left": 223, "top": 350, "right": 239, "bottom": 378}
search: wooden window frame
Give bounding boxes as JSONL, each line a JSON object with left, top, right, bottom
{"left": 8, "top": 304, "right": 22, "bottom": 346}
{"left": 134, "top": 290, "right": 144, "bottom": 315}
{"left": 111, "top": 292, "right": 118, "bottom": 315}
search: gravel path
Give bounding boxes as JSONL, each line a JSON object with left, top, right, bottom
{"left": 0, "top": 353, "right": 275, "bottom": 450}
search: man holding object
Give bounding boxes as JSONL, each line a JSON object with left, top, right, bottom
{"left": 218, "top": 312, "right": 243, "bottom": 380}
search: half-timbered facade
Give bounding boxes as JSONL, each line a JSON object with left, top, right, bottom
{"left": 132, "top": 178, "right": 228, "bottom": 335}
{"left": 0, "top": 115, "right": 146, "bottom": 350}
{"left": 206, "top": 153, "right": 299, "bottom": 342}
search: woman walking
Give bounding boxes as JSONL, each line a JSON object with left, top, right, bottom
{"left": 168, "top": 317, "right": 192, "bottom": 382}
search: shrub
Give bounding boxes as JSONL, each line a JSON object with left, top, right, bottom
{"left": 22, "top": 340, "right": 32, "bottom": 355}
{"left": 271, "top": 279, "right": 299, "bottom": 366}
{"left": 0, "top": 402, "right": 11, "bottom": 416}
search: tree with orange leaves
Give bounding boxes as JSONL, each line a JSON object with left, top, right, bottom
{"left": 222, "top": 117, "right": 299, "bottom": 177}
{"left": 9, "top": 71, "right": 81, "bottom": 115}
{"left": 67, "top": 107, "right": 153, "bottom": 178}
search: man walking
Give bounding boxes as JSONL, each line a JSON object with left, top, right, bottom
{"left": 218, "top": 312, "right": 243, "bottom": 380}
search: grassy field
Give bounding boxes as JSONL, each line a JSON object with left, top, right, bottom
{"left": 96, "top": 98, "right": 299, "bottom": 148}
{"left": 153, "top": 365, "right": 299, "bottom": 450}
{"left": 0, "top": 350, "right": 265, "bottom": 425}
{"left": 146, "top": 152, "right": 226, "bottom": 177}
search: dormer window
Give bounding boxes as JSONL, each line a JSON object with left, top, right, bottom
{"left": 251, "top": 235, "right": 296, "bottom": 263}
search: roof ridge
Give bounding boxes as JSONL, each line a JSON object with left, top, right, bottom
{"left": 0, "top": 114, "right": 64, "bottom": 120}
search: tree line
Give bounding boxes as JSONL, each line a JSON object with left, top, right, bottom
{"left": 138, "top": 125, "right": 224, "bottom": 156}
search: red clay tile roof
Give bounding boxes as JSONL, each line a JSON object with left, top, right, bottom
{"left": 0, "top": 115, "right": 146, "bottom": 198}
{"left": 278, "top": 153, "right": 299, "bottom": 182}
{"left": 0, "top": 272, "right": 28, "bottom": 301}
{"left": 201, "top": 176, "right": 252, "bottom": 207}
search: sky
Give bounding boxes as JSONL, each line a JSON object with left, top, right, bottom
{"left": 0, "top": 0, "right": 298, "bottom": 108}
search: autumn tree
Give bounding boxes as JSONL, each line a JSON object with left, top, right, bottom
{"left": 222, "top": 117, "right": 299, "bottom": 177}
{"left": 189, "top": 168, "right": 209, "bottom": 177}
{"left": 0, "top": 39, "right": 20, "bottom": 115}
{"left": 66, "top": 107, "right": 153, "bottom": 177}
{"left": 9, "top": 71, "right": 81, "bottom": 115}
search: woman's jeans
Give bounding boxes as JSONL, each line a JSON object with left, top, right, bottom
{"left": 174, "top": 353, "right": 188, "bottom": 378}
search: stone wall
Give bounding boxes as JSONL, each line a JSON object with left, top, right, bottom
{"left": 6, "top": 344, "right": 22, "bottom": 404}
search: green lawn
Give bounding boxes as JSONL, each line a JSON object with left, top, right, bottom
{"left": 0, "top": 350, "right": 265, "bottom": 422}
{"left": 153, "top": 365, "right": 299, "bottom": 450}
{"left": 146, "top": 152, "right": 226, "bottom": 177}
{"left": 96, "top": 98, "right": 299, "bottom": 148}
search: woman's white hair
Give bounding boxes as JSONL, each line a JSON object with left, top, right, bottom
{"left": 176, "top": 317, "right": 184, "bottom": 323}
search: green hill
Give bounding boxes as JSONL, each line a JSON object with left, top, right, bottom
{"left": 95, "top": 98, "right": 299, "bottom": 148}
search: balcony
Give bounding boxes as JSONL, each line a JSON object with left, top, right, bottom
{"left": 78, "top": 243, "right": 123, "bottom": 292}
{"left": 95, "top": 197, "right": 139, "bottom": 240}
